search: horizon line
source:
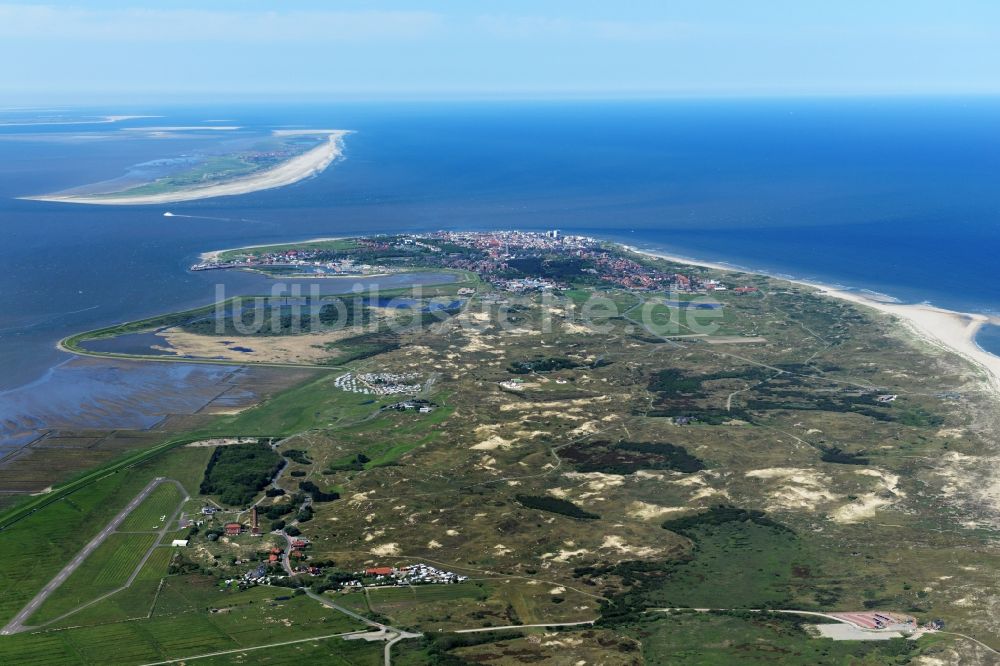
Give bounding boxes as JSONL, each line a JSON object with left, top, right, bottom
{"left": 4, "top": 90, "right": 1000, "bottom": 108}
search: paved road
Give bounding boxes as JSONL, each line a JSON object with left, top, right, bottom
{"left": 1, "top": 477, "right": 174, "bottom": 635}
{"left": 454, "top": 620, "right": 596, "bottom": 633}
{"left": 138, "top": 629, "right": 370, "bottom": 666}
{"left": 649, "top": 607, "right": 919, "bottom": 632}
{"left": 305, "top": 589, "right": 420, "bottom": 666}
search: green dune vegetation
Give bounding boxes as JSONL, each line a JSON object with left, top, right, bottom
{"left": 2, "top": 233, "right": 999, "bottom": 664}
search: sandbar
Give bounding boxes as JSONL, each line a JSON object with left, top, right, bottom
{"left": 121, "top": 126, "right": 242, "bottom": 132}
{"left": 0, "top": 114, "right": 160, "bottom": 127}
{"left": 24, "top": 129, "right": 350, "bottom": 206}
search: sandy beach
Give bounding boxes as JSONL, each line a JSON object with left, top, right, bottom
{"left": 24, "top": 129, "right": 350, "bottom": 206}
{"left": 807, "top": 288, "right": 1000, "bottom": 393}
{"left": 627, "top": 245, "right": 1000, "bottom": 395}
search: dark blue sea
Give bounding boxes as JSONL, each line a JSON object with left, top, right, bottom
{"left": 3, "top": 98, "right": 1000, "bottom": 444}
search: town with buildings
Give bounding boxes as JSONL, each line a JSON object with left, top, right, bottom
{"left": 191, "top": 230, "right": 720, "bottom": 295}
{"left": 416, "top": 230, "right": 715, "bottom": 293}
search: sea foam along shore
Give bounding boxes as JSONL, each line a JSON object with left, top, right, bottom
{"left": 627, "top": 245, "right": 1000, "bottom": 396}
{"left": 23, "top": 129, "right": 350, "bottom": 206}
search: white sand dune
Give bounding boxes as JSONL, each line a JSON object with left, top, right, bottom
{"left": 24, "top": 129, "right": 350, "bottom": 206}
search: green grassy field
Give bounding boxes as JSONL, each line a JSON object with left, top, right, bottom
{"left": 362, "top": 438, "right": 431, "bottom": 468}
{"left": 150, "top": 577, "right": 278, "bottom": 617}
{"left": 189, "top": 637, "right": 383, "bottom": 665}
{"left": 47, "top": 548, "right": 174, "bottom": 629}
{"left": 119, "top": 483, "right": 184, "bottom": 532}
{"left": 348, "top": 583, "right": 496, "bottom": 631}
{"left": 647, "top": 520, "right": 824, "bottom": 609}
{"left": 27, "top": 532, "right": 158, "bottom": 625}
{"left": 641, "top": 300, "right": 740, "bottom": 337}
{"left": 328, "top": 430, "right": 443, "bottom": 472}
{"left": 199, "top": 373, "right": 387, "bottom": 437}
{"left": 366, "top": 583, "right": 487, "bottom": 606}
{"left": 218, "top": 237, "right": 360, "bottom": 261}
{"left": 0, "top": 584, "right": 367, "bottom": 665}
{"left": 0, "top": 446, "right": 210, "bottom": 627}
{"left": 0, "top": 428, "right": 214, "bottom": 532}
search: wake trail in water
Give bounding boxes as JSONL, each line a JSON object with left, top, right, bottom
{"left": 162, "top": 212, "right": 244, "bottom": 222}
{"left": 0, "top": 305, "right": 101, "bottom": 334}
{"left": 163, "top": 212, "right": 263, "bottom": 225}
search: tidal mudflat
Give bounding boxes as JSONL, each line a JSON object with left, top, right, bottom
{"left": 0, "top": 357, "right": 317, "bottom": 501}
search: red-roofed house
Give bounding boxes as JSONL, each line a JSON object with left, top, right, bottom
{"left": 365, "top": 567, "right": 394, "bottom": 576}
{"left": 224, "top": 523, "right": 242, "bottom": 536}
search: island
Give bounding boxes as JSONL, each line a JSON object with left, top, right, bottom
{"left": 1, "top": 231, "right": 998, "bottom": 664}
{"left": 22, "top": 129, "right": 350, "bottom": 205}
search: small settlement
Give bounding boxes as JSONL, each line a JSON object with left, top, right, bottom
{"left": 348, "top": 563, "right": 469, "bottom": 588}
{"left": 333, "top": 371, "right": 423, "bottom": 396}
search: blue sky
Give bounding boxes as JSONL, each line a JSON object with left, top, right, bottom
{"left": 2, "top": 0, "right": 999, "bottom": 102}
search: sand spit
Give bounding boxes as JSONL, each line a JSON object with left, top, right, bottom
{"left": 0, "top": 114, "right": 160, "bottom": 128}
{"left": 627, "top": 245, "right": 1000, "bottom": 398}
{"left": 197, "top": 236, "right": 349, "bottom": 263}
{"left": 24, "top": 129, "right": 350, "bottom": 206}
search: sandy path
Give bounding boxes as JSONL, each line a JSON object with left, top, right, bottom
{"left": 25, "top": 130, "right": 349, "bottom": 206}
